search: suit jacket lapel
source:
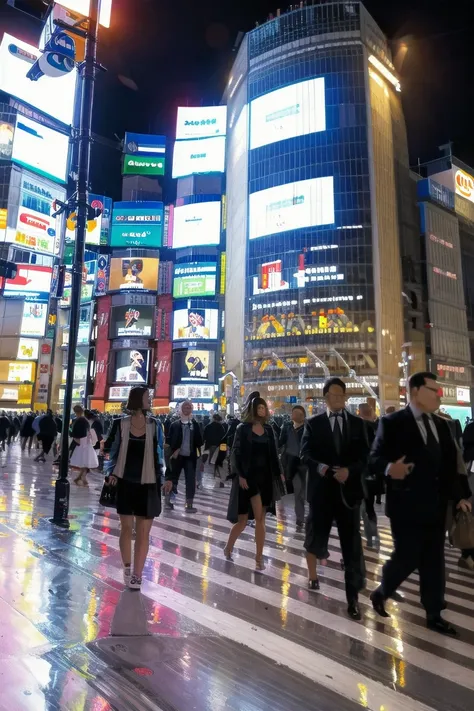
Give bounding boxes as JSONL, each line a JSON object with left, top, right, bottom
{"left": 321, "top": 413, "right": 338, "bottom": 457}
{"left": 405, "top": 406, "right": 426, "bottom": 448}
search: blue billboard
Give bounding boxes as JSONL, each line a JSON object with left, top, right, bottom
{"left": 110, "top": 201, "right": 164, "bottom": 248}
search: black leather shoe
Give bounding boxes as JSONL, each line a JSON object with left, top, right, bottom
{"left": 370, "top": 589, "right": 390, "bottom": 618}
{"left": 427, "top": 616, "right": 457, "bottom": 636}
{"left": 347, "top": 601, "right": 361, "bottom": 620}
{"left": 308, "top": 579, "right": 320, "bottom": 591}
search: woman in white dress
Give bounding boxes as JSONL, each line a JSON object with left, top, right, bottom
{"left": 70, "top": 406, "right": 99, "bottom": 486}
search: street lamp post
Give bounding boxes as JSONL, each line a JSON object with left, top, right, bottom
{"left": 51, "top": 0, "right": 102, "bottom": 528}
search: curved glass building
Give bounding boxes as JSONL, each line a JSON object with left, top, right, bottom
{"left": 224, "top": 1, "right": 408, "bottom": 411}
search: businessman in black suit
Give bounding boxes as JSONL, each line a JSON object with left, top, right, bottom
{"left": 300, "top": 377, "right": 369, "bottom": 620}
{"left": 369, "top": 371, "right": 472, "bottom": 635}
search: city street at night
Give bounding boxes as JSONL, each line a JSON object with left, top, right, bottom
{"left": 0, "top": 447, "right": 473, "bottom": 711}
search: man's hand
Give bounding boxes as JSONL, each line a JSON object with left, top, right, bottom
{"left": 171, "top": 449, "right": 180, "bottom": 460}
{"left": 162, "top": 480, "right": 173, "bottom": 494}
{"left": 239, "top": 476, "right": 249, "bottom": 490}
{"left": 387, "top": 456, "right": 413, "bottom": 480}
{"left": 457, "top": 499, "right": 472, "bottom": 513}
{"left": 333, "top": 467, "right": 349, "bottom": 483}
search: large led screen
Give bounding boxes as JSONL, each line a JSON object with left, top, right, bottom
{"left": 12, "top": 116, "right": 69, "bottom": 184}
{"left": 172, "top": 201, "right": 221, "bottom": 249}
{"left": 176, "top": 106, "right": 227, "bottom": 140}
{"left": 60, "top": 260, "right": 97, "bottom": 307}
{"left": 115, "top": 349, "right": 149, "bottom": 384}
{"left": 173, "top": 308, "right": 219, "bottom": 341}
{"left": 173, "top": 263, "right": 217, "bottom": 299}
{"left": 172, "top": 136, "right": 225, "bottom": 178}
{"left": 250, "top": 77, "right": 326, "bottom": 150}
{"left": 0, "top": 34, "right": 77, "bottom": 125}
{"left": 6, "top": 173, "right": 66, "bottom": 255}
{"left": 20, "top": 302, "right": 48, "bottom": 337}
{"left": 173, "top": 349, "right": 215, "bottom": 382}
{"left": 249, "top": 177, "right": 335, "bottom": 240}
{"left": 110, "top": 305, "right": 155, "bottom": 338}
{"left": 110, "top": 202, "right": 163, "bottom": 248}
{"left": 109, "top": 258, "right": 159, "bottom": 292}
{"left": 3, "top": 264, "right": 53, "bottom": 301}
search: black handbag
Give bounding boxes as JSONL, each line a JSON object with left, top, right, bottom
{"left": 99, "top": 476, "right": 117, "bottom": 508}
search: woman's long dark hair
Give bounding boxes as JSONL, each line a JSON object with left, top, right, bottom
{"left": 126, "top": 386, "right": 149, "bottom": 413}
{"left": 241, "top": 390, "right": 260, "bottom": 421}
{"left": 242, "top": 397, "right": 269, "bottom": 424}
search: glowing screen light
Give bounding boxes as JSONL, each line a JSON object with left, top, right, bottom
{"left": 172, "top": 201, "right": 221, "bottom": 249}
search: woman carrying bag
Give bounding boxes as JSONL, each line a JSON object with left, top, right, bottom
{"left": 104, "top": 386, "right": 164, "bottom": 590}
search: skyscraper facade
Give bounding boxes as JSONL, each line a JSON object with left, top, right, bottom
{"left": 224, "top": 2, "right": 409, "bottom": 410}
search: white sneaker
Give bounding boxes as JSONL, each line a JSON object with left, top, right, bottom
{"left": 129, "top": 574, "right": 142, "bottom": 590}
{"left": 123, "top": 566, "right": 131, "bottom": 585}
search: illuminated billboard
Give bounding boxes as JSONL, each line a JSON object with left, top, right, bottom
{"left": 20, "top": 302, "right": 48, "bottom": 337}
{"left": 108, "top": 257, "right": 159, "bottom": 292}
{"left": 173, "top": 349, "right": 215, "bottom": 382}
{"left": 173, "top": 308, "right": 219, "bottom": 341}
{"left": 176, "top": 106, "right": 227, "bottom": 140}
{"left": 65, "top": 193, "right": 112, "bottom": 246}
{"left": 454, "top": 167, "right": 474, "bottom": 204}
{"left": 172, "top": 384, "right": 215, "bottom": 401}
{"left": 115, "top": 349, "right": 149, "bottom": 384}
{"left": 173, "top": 263, "right": 217, "bottom": 298}
{"left": 249, "top": 176, "right": 335, "bottom": 240}
{"left": 123, "top": 133, "right": 166, "bottom": 176}
{"left": 0, "top": 122, "right": 14, "bottom": 159}
{"left": 250, "top": 77, "right": 326, "bottom": 150}
{"left": 55, "top": 0, "right": 112, "bottom": 27}
{"left": 172, "top": 136, "right": 225, "bottom": 178}
{"left": 12, "top": 115, "right": 69, "bottom": 184}
{"left": 5, "top": 173, "right": 66, "bottom": 255}
{"left": 172, "top": 201, "right": 221, "bottom": 249}
{"left": 110, "top": 305, "right": 155, "bottom": 338}
{"left": 60, "top": 261, "right": 97, "bottom": 307}
{"left": 110, "top": 202, "right": 164, "bottom": 248}
{"left": 123, "top": 154, "right": 165, "bottom": 176}
{"left": 3, "top": 264, "right": 53, "bottom": 302}
{"left": 17, "top": 338, "right": 39, "bottom": 361}
{"left": 0, "top": 34, "right": 77, "bottom": 125}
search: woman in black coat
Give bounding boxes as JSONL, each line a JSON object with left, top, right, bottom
{"left": 224, "top": 397, "right": 285, "bottom": 571}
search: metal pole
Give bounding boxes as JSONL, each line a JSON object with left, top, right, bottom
{"left": 51, "top": 0, "right": 101, "bottom": 528}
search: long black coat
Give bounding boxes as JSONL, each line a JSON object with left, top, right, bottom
{"left": 369, "top": 407, "right": 469, "bottom": 524}
{"left": 227, "top": 422, "right": 285, "bottom": 523}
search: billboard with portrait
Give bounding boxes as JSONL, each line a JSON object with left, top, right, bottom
{"left": 3, "top": 264, "right": 52, "bottom": 301}
{"left": 108, "top": 257, "right": 159, "bottom": 292}
{"left": 110, "top": 305, "right": 155, "bottom": 338}
{"left": 172, "top": 349, "right": 215, "bottom": 382}
{"left": 12, "top": 115, "right": 69, "bottom": 184}
{"left": 110, "top": 202, "right": 164, "bottom": 248}
{"left": 20, "top": 302, "right": 48, "bottom": 337}
{"left": 249, "top": 177, "right": 335, "bottom": 240}
{"left": 250, "top": 77, "right": 326, "bottom": 150}
{"left": 173, "top": 308, "right": 219, "bottom": 341}
{"left": 172, "top": 136, "right": 225, "bottom": 178}
{"left": 172, "top": 201, "right": 221, "bottom": 249}
{"left": 0, "top": 34, "right": 77, "bottom": 125}
{"left": 176, "top": 106, "right": 227, "bottom": 140}
{"left": 173, "top": 262, "right": 217, "bottom": 299}
{"left": 114, "top": 349, "right": 149, "bottom": 384}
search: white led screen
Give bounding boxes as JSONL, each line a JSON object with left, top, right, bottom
{"left": 172, "top": 136, "right": 225, "bottom": 178}
{"left": 12, "top": 115, "right": 69, "bottom": 184}
{"left": 249, "top": 177, "right": 335, "bottom": 240}
{"left": 172, "top": 201, "right": 221, "bottom": 249}
{"left": 176, "top": 106, "right": 227, "bottom": 140}
{"left": 250, "top": 77, "right": 326, "bottom": 150}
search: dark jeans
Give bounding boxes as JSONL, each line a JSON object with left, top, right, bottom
{"left": 41, "top": 436, "right": 55, "bottom": 455}
{"left": 381, "top": 517, "right": 445, "bottom": 616}
{"left": 170, "top": 455, "right": 197, "bottom": 502}
{"left": 21, "top": 435, "right": 34, "bottom": 452}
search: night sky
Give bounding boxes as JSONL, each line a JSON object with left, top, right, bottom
{"left": 2, "top": 0, "right": 473, "bottom": 200}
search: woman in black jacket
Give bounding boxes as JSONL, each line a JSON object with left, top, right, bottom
{"left": 224, "top": 397, "right": 285, "bottom": 571}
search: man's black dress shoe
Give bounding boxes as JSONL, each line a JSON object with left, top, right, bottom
{"left": 370, "top": 589, "right": 390, "bottom": 618}
{"left": 347, "top": 601, "right": 362, "bottom": 620}
{"left": 427, "top": 616, "right": 457, "bottom": 636}
{"left": 308, "top": 579, "right": 320, "bottom": 591}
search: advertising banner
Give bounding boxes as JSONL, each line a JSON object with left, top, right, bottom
{"left": 114, "top": 349, "right": 149, "bottom": 384}
{"left": 0, "top": 121, "right": 14, "bottom": 159}
{"left": 454, "top": 167, "right": 474, "bottom": 205}
{"left": 5, "top": 172, "right": 67, "bottom": 255}
{"left": 55, "top": 0, "right": 113, "bottom": 28}
{"left": 3, "top": 264, "right": 53, "bottom": 301}
{"left": 123, "top": 154, "right": 165, "bottom": 176}
{"left": 65, "top": 194, "right": 112, "bottom": 247}
{"left": 34, "top": 338, "right": 53, "bottom": 405}
{"left": 60, "top": 260, "right": 97, "bottom": 306}
{"left": 172, "top": 384, "right": 215, "bottom": 401}
{"left": 12, "top": 115, "right": 69, "bottom": 184}
{"left": 250, "top": 77, "right": 326, "bottom": 150}
{"left": 93, "top": 296, "right": 111, "bottom": 399}
{"left": 172, "top": 200, "right": 221, "bottom": 249}
{"left": 173, "top": 307, "right": 219, "bottom": 341}
{"left": 95, "top": 254, "right": 109, "bottom": 296}
{"left": 172, "top": 349, "right": 215, "bottom": 382}
{"left": 0, "top": 34, "right": 77, "bottom": 125}
{"left": 108, "top": 386, "right": 132, "bottom": 401}
{"left": 173, "top": 262, "right": 217, "bottom": 299}
{"left": 110, "top": 202, "right": 164, "bottom": 248}
{"left": 0, "top": 360, "right": 36, "bottom": 383}
{"left": 154, "top": 340, "right": 172, "bottom": 400}
{"left": 108, "top": 257, "right": 159, "bottom": 292}
{"left": 110, "top": 305, "right": 155, "bottom": 338}
{"left": 249, "top": 176, "right": 335, "bottom": 240}
{"left": 176, "top": 106, "right": 227, "bottom": 140}
{"left": 20, "top": 302, "right": 48, "bottom": 337}
{"left": 172, "top": 136, "right": 225, "bottom": 178}
{"left": 17, "top": 338, "right": 39, "bottom": 360}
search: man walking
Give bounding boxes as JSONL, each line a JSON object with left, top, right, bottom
{"left": 301, "top": 377, "right": 369, "bottom": 620}
{"left": 279, "top": 405, "right": 307, "bottom": 529}
{"left": 359, "top": 402, "right": 381, "bottom": 547}
{"left": 369, "top": 371, "right": 471, "bottom": 635}
{"left": 166, "top": 400, "right": 203, "bottom": 513}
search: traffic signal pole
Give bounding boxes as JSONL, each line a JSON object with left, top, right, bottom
{"left": 52, "top": 0, "right": 102, "bottom": 527}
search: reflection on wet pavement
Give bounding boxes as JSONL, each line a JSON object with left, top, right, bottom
{"left": 0, "top": 445, "right": 473, "bottom": 710}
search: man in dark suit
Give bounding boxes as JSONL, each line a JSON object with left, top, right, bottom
{"left": 165, "top": 400, "right": 203, "bottom": 514}
{"left": 301, "top": 377, "right": 369, "bottom": 620}
{"left": 359, "top": 402, "right": 382, "bottom": 547}
{"left": 369, "top": 371, "right": 472, "bottom": 635}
